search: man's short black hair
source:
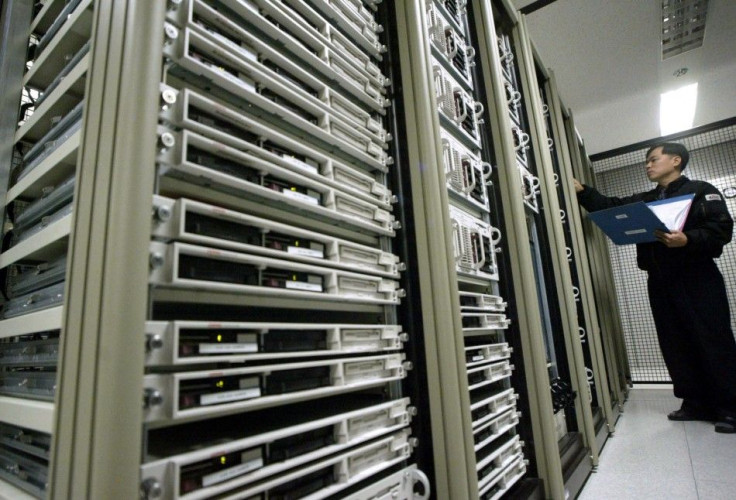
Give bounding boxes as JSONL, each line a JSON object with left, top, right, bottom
{"left": 646, "top": 142, "right": 690, "bottom": 171}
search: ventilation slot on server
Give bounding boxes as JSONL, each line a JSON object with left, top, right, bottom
{"left": 261, "top": 60, "right": 320, "bottom": 99}
{"left": 264, "top": 366, "right": 331, "bottom": 395}
{"left": 462, "top": 159, "right": 485, "bottom": 204}
{"left": 446, "top": 30, "right": 468, "bottom": 78}
{"left": 6, "top": 255, "right": 67, "bottom": 298}
{"left": 186, "top": 146, "right": 261, "bottom": 184}
{"left": 446, "top": 0, "right": 465, "bottom": 18}
{"left": 187, "top": 107, "right": 261, "bottom": 144}
{"left": 267, "top": 425, "right": 335, "bottom": 463}
{"left": 477, "top": 434, "right": 512, "bottom": 466}
{"left": 0, "top": 334, "right": 60, "bottom": 368}
{"left": 177, "top": 254, "right": 259, "bottom": 286}
{"left": 262, "top": 329, "right": 328, "bottom": 352}
{"left": 268, "top": 467, "right": 335, "bottom": 500}
{"left": 260, "top": 88, "right": 319, "bottom": 125}
{"left": 0, "top": 370, "right": 56, "bottom": 401}
{"left": 183, "top": 212, "right": 262, "bottom": 247}
{"left": 0, "top": 447, "right": 48, "bottom": 498}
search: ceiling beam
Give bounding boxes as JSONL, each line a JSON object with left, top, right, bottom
{"left": 520, "top": 0, "right": 560, "bottom": 15}
{"left": 589, "top": 116, "right": 736, "bottom": 161}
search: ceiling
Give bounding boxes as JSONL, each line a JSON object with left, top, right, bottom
{"left": 513, "top": 0, "right": 736, "bottom": 155}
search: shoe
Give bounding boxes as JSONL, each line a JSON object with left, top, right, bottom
{"left": 715, "top": 415, "right": 736, "bottom": 434}
{"left": 667, "top": 408, "right": 716, "bottom": 422}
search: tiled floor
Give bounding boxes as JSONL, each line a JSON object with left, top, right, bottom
{"left": 577, "top": 388, "right": 736, "bottom": 500}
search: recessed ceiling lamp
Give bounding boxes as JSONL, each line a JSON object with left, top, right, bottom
{"left": 660, "top": 83, "right": 698, "bottom": 135}
{"left": 661, "top": 0, "right": 709, "bottom": 59}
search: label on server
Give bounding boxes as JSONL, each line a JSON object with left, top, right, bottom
{"left": 287, "top": 246, "right": 325, "bottom": 259}
{"left": 285, "top": 280, "right": 323, "bottom": 292}
{"left": 201, "top": 450, "right": 265, "bottom": 488}
{"left": 199, "top": 342, "right": 259, "bottom": 354}
{"left": 198, "top": 333, "right": 258, "bottom": 354}
{"left": 200, "top": 377, "right": 261, "bottom": 406}
{"left": 280, "top": 155, "right": 319, "bottom": 174}
{"left": 282, "top": 189, "right": 319, "bottom": 205}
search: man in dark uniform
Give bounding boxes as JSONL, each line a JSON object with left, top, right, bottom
{"left": 573, "top": 142, "right": 736, "bottom": 434}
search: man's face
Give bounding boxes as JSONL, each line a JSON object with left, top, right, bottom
{"left": 645, "top": 147, "right": 681, "bottom": 185}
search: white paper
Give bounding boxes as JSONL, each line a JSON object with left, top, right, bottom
{"left": 647, "top": 197, "right": 693, "bottom": 231}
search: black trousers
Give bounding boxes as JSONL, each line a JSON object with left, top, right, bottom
{"left": 647, "top": 261, "right": 736, "bottom": 415}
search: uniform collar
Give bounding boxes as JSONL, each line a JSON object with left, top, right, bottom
{"left": 659, "top": 175, "right": 689, "bottom": 197}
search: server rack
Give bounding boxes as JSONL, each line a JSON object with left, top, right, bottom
{"left": 391, "top": 2, "right": 482, "bottom": 497}
{"left": 393, "top": 0, "right": 543, "bottom": 497}
{"left": 0, "top": 0, "right": 429, "bottom": 498}
{"left": 548, "top": 82, "right": 629, "bottom": 448}
{"left": 537, "top": 70, "right": 611, "bottom": 456}
{"left": 0, "top": 1, "right": 626, "bottom": 499}
{"left": 537, "top": 67, "right": 617, "bottom": 459}
{"left": 563, "top": 110, "right": 631, "bottom": 405}
{"left": 483, "top": 4, "right": 594, "bottom": 496}
{"left": 392, "top": 0, "right": 621, "bottom": 497}
{"left": 150, "top": 0, "right": 429, "bottom": 497}
{"left": 521, "top": 13, "right": 631, "bottom": 485}
{"left": 508, "top": 27, "right": 598, "bottom": 496}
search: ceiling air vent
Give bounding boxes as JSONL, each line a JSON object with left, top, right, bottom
{"left": 661, "top": 0, "right": 709, "bottom": 59}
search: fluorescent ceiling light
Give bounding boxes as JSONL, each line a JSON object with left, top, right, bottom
{"left": 660, "top": 83, "right": 698, "bottom": 135}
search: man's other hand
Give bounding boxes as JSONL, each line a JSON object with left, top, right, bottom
{"left": 654, "top": 229, "right": 688, "bottom": 247}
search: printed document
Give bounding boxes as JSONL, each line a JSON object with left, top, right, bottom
{"left": 646, "top": 194, "right": 694, "bottom": 232}
{"left": 586, "top": 194, "right": 695, "bottom": 245}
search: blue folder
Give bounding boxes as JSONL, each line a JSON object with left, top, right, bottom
{"left": 587, "top": 194, "right": 695, "bottom": 245}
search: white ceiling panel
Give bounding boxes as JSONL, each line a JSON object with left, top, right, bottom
{"left": 516, "top": 0, "right": 736, "bottom": 154}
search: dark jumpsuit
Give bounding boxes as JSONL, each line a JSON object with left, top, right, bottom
{"left": 578, "top": 175, "right": 736, "bottom": 417}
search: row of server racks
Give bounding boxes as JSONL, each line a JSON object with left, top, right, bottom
{"left": 0, "top": 0, "right": 630, "bottom": 498}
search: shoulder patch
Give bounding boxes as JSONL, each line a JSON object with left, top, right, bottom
{"left": 706, "top": 194, "right": 722, "bottom": 201}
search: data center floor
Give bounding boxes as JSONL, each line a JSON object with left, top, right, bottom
{"left": 578, "top": 388, "right": 736, "bottom": 499}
